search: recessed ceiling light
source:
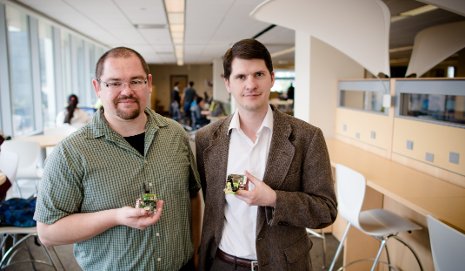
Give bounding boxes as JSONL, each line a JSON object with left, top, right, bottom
{"left": 134, "top": 24, "right": 166, "bottom": 29}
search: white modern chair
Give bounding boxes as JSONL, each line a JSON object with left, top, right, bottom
{"left": 427, "top": 215, "right": 465, "bottom": 271}
{"left": 0, "top": 150, "right": 19, "bottom": 187}
{"left": 0, "top": 232, "right": 62, "bottom": 270}
{"left": 0, "top": 151, "right": 40, "bottom": 263}
{"left": 306, "top": 228, "right": 327, "bottom": 270}
{"left": 1, "top": 140, "right": 43, "bottom": 198}
{"left": 328, "top": 164, "right": 423, "bottom": 271}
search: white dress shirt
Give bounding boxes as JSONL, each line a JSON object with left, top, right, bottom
{"left": 219, "top": 105, "right": 273, "bottom": 260}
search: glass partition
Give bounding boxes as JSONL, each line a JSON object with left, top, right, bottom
{"left": 396, "top": 79, "right": 465, "bottom": 127}
{"left": 338, "top": 80, "right": 390, "bottom": 114}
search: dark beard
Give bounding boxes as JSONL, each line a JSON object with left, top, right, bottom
{"left": 116, "top": 107, "right": 140, "bottom": 120}
{"left": 115, "top": 95, "right": 140, "bottom": 120}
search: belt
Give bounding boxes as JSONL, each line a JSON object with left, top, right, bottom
{"left": 216, "top": 249, "right": 258, "bottom": 270}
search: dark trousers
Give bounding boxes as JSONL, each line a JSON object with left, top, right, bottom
{"left": 179, "top": 257, "right": 195, "bottom": 271}
{"left": 210, "top": 255, "right": 255, "bottom": 271}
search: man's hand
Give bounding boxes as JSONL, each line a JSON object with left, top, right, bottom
{"left": 116, "top": 200, "right": 164, "bottom": 230}
{"left": 235, "top": 171, "right": 276, "bottom": 207}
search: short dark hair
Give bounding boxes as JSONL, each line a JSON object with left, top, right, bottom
{"left": 222, "top": 39, "right": 273, "bottom": 80}
{"left": 95, "top": 47, "right": 150, "bottom": 79}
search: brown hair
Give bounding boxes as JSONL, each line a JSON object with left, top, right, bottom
{"left": 222, "top": 39, "right": 273, "bottom": 80}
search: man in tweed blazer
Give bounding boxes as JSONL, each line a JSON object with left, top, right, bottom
{"left": 195, "top": 39, "right": 337, "bottom": 271}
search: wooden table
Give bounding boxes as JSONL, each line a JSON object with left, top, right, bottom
{"left": 19, "top": 134, "right": 66, "bottom": 148}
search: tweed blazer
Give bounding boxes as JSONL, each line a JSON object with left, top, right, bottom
{"left": 195, "top": 106, "right": 337, "bottom": 271}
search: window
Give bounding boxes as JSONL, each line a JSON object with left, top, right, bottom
{"left": 272, "top": 70, "right": 294, "bottom": 94}
{"left": 72, "top": 35, "right": 86, "bottom": 103}
{"left": 0, "top": 2, "right": 108, "bottom": 136}
{"left": 6, "top": 6, "right": 35, "bottom": 135}
{"left": 61, "top": 31, "right": 73, "bottom": 100}
{"left": 38, "top": 20, "right": 56, "bottom": 129}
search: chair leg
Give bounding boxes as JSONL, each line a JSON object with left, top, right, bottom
{"left": 321, "top": 230, "right": 327, "bottom": 270}
{"left": 385, "top": 242, "right": 392, "bottom": 271}
{"left": 0, "top": 234, "right": 59, "bottom": 270}
{"left": 307, "top": 228, "right": 327, "bottom": 270}
{"left": 328, "top": 223, "right": 351, "bottom": 271}
{"left": 392, "top": 236, "right": 424, "bottom": 271}
{"left": 370, "top": 238, "right": 387, "bottom": 271}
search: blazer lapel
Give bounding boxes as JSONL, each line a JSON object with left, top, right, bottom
{"left": 257, "top": 109, "right": 295, "bottom": 234}
{"left": 202, "top": 117, "right": 232, "bottom": 242}
{"left": 263, "top": 109, "right": 295, "bottom": 189}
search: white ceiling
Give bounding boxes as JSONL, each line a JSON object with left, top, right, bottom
{"left": 13, "top": 0, "right": 465, "bottom": 66}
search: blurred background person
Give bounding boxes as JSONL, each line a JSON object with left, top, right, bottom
{"left": 56, "top": 94, "right": 91, "bottom": 129}
{"left": 0, "top": 133, "right": 12, "bottom": 200}
{"left": 190, "top": 96, "right": 210, "bottom": 130}
{"left": 286, "top": 82, "right": 294, "bottom": 100}
{"left": 183, "top": 81, "right": 197, "bottom": 127}
{"left": 170, "top": 81, "right": 182, "bottom": 121}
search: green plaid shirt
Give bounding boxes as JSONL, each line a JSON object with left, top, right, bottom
{"left": 34, "top": 108, "right": 200, "bottom": 271}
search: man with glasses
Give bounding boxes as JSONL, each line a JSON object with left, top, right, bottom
{"left": 34, "top": 47, "right": 202, "bottom": 271}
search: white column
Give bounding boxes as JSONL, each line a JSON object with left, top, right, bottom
{"left": 294, "top": 31, "right": 311, "bottom": 123}
{"left": 212, "top": 58, "right": 232, "bottom": 113}
{"left": 294, "top": 32, "right": 364, "bottom": 137}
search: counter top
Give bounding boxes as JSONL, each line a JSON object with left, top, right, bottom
{"left": 326, "top": 138, "right": 465, "bottom": 231}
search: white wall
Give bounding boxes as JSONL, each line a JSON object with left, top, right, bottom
{"left": 294, "top": 34, "right": 364, "bottom": 137}
{"left": 212, "top": 58, "right": 230, "bottom": 105}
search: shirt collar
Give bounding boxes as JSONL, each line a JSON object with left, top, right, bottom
{"left": 88, "top": 107, "right": 168, "bottom": 140}
{"left": 228, "top": 105, "right": 273, "bottom": 135}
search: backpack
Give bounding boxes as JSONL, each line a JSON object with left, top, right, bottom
{"left": 0, "top": 197, "right": 37, "bottom": 227}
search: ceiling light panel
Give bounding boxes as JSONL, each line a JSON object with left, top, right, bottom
{"left": 168, "top": 13, "right": 184, "bottom": 24}
{"left": 164, "top": 0, "right": 185, "bottom": 65}
{"left": 165, "top": 0, "right": 185, "bottom": 13}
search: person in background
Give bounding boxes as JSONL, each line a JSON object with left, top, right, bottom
{"left": 286, "top": 82, "right": 294, "bottom": 100}
{"left": 56, "top": 94, "right": 91, "bottom": 129}
{"left": 183, "top": 81, "right": 197, "bottom": 127}
{"left": 195, "top": 39, "right": 337, "bottom": 271}
{"left": 170, "top": 81, "right": 182, "bottom": 121}
{"left": 0, "top": 133, "right": 12, "bottom": 200}
{"left": 190, "top": 96, "right": 210, "bottom": 130}
{"left": 34, "top": 47, "right": 202, "bottom": 271}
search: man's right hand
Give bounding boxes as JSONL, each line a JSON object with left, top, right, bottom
{"left": 117, "top": 200, "right": 164, "bottom": 230}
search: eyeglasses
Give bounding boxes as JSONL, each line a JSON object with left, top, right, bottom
{"left": 98, "top": 78, "right": 147, "bottom": 91}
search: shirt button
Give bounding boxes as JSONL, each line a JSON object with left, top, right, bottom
{"left": 157, "top": 258, "right": 161, "bottom": 262}
{"left": 149, "top": 183, "right": 153, "bottom": 187}
{"left": 156, "top": 232, "right": 160, "bottom": 237}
